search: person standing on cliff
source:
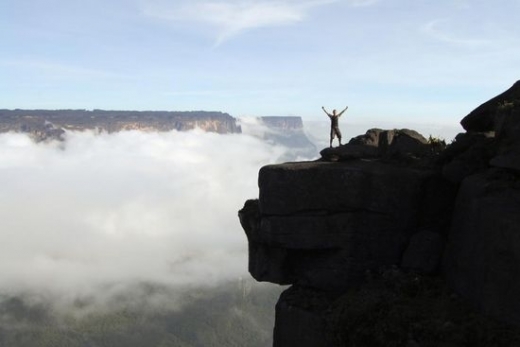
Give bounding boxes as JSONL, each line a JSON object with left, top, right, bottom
{"left": 322, "top": 106, "right": 348, "bottom": 148}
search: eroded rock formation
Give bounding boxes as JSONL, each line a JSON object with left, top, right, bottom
{"left": 443, "top": 80, "right": 520, "bottom": 325}
{"left": 239, "top": 80, "right": 520, "bottom": 345}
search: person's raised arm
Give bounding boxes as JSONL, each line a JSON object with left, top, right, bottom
{"left": 322, "top": 106, "right": 331, "bottom": 117}
{"left": 337, "top": 106, "right": 349, "bottom": 117}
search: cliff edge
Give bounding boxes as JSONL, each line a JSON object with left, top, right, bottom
{"left": 239, "top": 81, "right": 520, "bottom": 346}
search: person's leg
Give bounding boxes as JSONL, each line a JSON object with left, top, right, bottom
{"left": 334, "top": 127, "right": 342, "bottom": 146}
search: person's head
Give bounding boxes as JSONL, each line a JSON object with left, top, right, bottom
{"left": 332, "top": 109, "right": 337, "bottom": 115}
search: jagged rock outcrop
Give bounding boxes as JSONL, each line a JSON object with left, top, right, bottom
{"left": 320, "top": 128, "right": 438, "bottom": 163}
{"left": 442, "top": 80, "right": 520, "bottom": 325}
{"left": 239, "top": 128, "right": 455, "bottom": 346}
{"left": 239, "top": 80, "right": 520, "bottom": 345}
{"left": 444, "top": 170, "right": 520, "bottom": 324}
{"left": 460, "top": 80, "right": 520, "bottom": 133}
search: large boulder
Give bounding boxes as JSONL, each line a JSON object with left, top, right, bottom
{"left": 441, "top": 132, "right": 498, "bottom": 184}
{"left": 441, "top": 81, "right": 520, "bottom": 181}
{"left": 461, "top": 80, "right": 520, "bottom": 132}
{"left": 321, "top": 128, "right": 432, "bottom": 162}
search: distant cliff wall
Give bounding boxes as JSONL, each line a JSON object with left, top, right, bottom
{"left": 258, "top": 116, "right": 317, "bottom": 160}
{"left": 260, "top": 116, "right": 303, "bottom": 131}
{"left": 0, "top": 109, "right": 241, "bottom": 141}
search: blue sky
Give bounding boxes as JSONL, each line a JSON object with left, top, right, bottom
{"left": 1, "top": 0, "right": 519, "bottom": 125}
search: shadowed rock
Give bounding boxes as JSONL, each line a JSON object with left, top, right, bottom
{"left": 320, "top": 128, "right": 432, "bottom": 162}
{"left": 443, "top": 171, "right": 520, "bottom": 324}
{"left": 401, "top": 229, "right": 445, "bottom": 274}
{"left": 239, "top": 81, "right": 520, "bottom": 346}
{"left": 240, "top": 160, "right": 449, "bottom": 291}
{"left": 461, "top": 80, "right": 520, "bottom": 132}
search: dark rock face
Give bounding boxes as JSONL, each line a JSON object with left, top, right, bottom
{"left": 319, "top": 144, "right": 379, "bottom": 161}
{"left": 401, "top": 229, "right": 445, "bottom": 273}
{"left": 440, "top": 132, "right": 497, "bottom": 183}
{"left": 492, "top": 106, "right": 520, "bottom": 173}
{"left": 440, "top": 81, "right": 520, "bottom": 326}
{"left": 239, "top": 81, "right": 520, "bottom": 344}
{"left": 444, "top": 171, "right": 520, "bottom": 324}
{"left": 240, "top": 160, "right": 451, "bottom": 291}
{"left": 273, "top": 286, "right": 337, "bottom": 347}
{"left": 461, "top": 80, "right": 520, "bottom": 132}
{"left": 321, "top": 128, "right": 435, "bottom": 162}
{"left": 238, "top": 153, "right": 454, "bottom": 347}
{"left": 441, "top": 80, "right": 520, "bottom": 182}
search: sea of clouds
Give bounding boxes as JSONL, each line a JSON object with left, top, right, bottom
{"left": 0, "top": 118, "right": 461, "bottom": 311}
{"left": 0, "top": 121, "right": 295, "bottom": 309}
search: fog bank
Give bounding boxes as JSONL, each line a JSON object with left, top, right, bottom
{"left": 0, "top": 128, "right": 293, "bottom": 307}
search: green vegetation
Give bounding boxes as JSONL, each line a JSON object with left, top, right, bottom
{"left": 425, "top": 135, "right": 447, "bottom": 158}
{"left": 497, "top": 100, "right": 519, "bottom": 111}
{"left": 0, "top": 281, "right": 283, "bottom": 347}
{"left": 427, "top": 135, "right": 445, "bottom": 145}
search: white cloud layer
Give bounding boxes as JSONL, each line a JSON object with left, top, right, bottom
{"left": 422, "top": 19, "right": 491, "bottom": 48}
{"left": 0, "top": 128, "right": 292, "bottom": 307}
{"left": 143, "top": 0, "right": 339, "bottom": 45}
{"left": 345, "top": 0, "right": 379, "bottom": 7}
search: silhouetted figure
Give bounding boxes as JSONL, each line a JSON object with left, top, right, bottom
{"left": 322, "top": 106, "right": 348, "bottom": 147}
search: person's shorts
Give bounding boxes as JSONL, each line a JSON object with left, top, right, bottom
{"left": 331, "top": 126, "right": 342, "bottom": 139}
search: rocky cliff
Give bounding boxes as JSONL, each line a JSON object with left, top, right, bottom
{"left": 0, "top": 109, "right": 242, "bottom": 141}
{"left": 443, "top": 81, "right": 520, "bottom": 326}
{"left": 239, "top": 81, "right": 520, "bottom": 346}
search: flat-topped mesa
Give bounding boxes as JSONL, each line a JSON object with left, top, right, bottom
{"left": 0, "top": 109, "right": 242, "bottom": 141}
{"left": 260, "top": 116, "right": 303, "bottom": 131}
{"left": 258, "top": 116, "right": 317, "bottom": 160}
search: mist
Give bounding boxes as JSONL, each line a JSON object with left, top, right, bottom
{"left": 0, "top": 126, "right": 293, "bottom": 309}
